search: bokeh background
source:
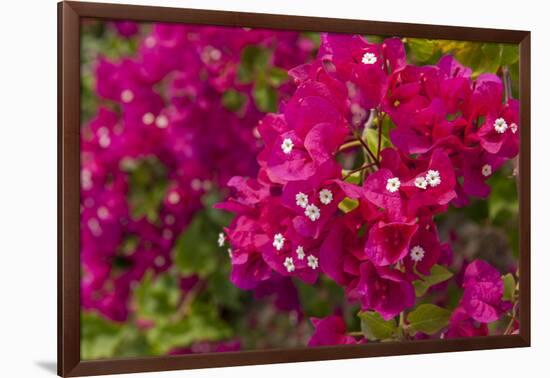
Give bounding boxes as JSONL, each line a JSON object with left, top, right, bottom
{"left": 80, "top": 19, "right": 519, "bottom": 360}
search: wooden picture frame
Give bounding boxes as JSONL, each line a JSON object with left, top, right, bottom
{"left": 58, "top": 1, "right": 531, "bottom": 376}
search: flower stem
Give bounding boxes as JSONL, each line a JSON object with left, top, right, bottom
{"left": 343, "top": 162, "right": 378, "bottom": 180}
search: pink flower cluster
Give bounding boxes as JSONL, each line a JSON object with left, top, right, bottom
{"left": 220, "top": 34, "right": 519, "bottom": 338}
{"left": 81, "top": 23, "right": 314, "bottom": 321}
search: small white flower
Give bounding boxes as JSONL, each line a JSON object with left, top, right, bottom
{"left": 209, "top": 48, "right": 222, "bottom": 61}
{"left": 319, "top": 189, "right": 333, "bottom": 205}
{"left": 361, "top": 52, "right": 377, "bottom": 65}
{"left": 307, "top": 255, "right": 319, "bottom": 270}
{"left": 284, "top": 257, "right": 295, "bottom": 273}
{"left": 295, "top": 192, "right": 309, "bottom": 208}
{"left": 97, "top": 206, "right": 109, "bottom": 220}
{"left": 493, "top": 117, "right": 508, "bottom": 134}
{"left": 142, "top": 112, "right": 155, "bottom": 125}
{"left": 167, "top": 192, "right": 180, "bottom": 205}
{"left": 273, "top": 233, "right": 285, "bottom": 251}
{"left": 281, "top": 138, "right": 294, "bottom": 154}
{"left": 304, "top": 204, "right": 321, "bottom": 222}
{"left": 218, "top": 232, "right": 226, "bottom": 247}
{"left": 228, "top": 248, "right": 233, "bottom": 258}
{"left": 425, "top": 170, "right": 441, "bottom": 187}
{"left": 154, "top": 255, "right": 166, "bottom": 267}
{"left": 144, "top": 36, "right": 156, "bottom": 48}
{"left": 414, "top": 177, "right": 428, "bottom": 190}
{"left": 98, "top": 134, "right": 111, "bottom": 148}
{"left": 510, "top": 123, "right": 518, "bottom": 134}
{"left": 120, "top": 89, "right": 134, "bottom": 103}
{"left": 410, "top": 245, "right": 425, "bottom": 262}
{"left": 481, "top": 164, "right": 492, "bottom": 177}
{"left": 386, "top": 177, "right": 401, "bottom": 193}
{"left": 162, "top": 229, "right": 173, "bottom": 240}
{"left": 155, "top": 115, "right": 169, "bottom": 129}
{"left": 296, "top": 245, "right": 305, "bottom": 260}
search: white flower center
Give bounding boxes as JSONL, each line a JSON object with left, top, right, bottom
{"left": 218, "top": 232, "right": 226, "bottom": 247}
{"left": 227, "top": 248, "right": 233, "bottom": 258}
{"left": 168, "top": 192, "right": 180, "bottom": 204}
{"left": 154, "top": 256, "right": 166, "bottom": 267}
{"left": 97, "top": 206, "right": 109, "bottom": 220}
{"left": 414, "top": 177, "right": 428, "bottom": 190}
{"left": 281, "top": 138, "right": 294, "bottom": 154}
{"left": 510, "top": 123, "right": 518, "bottom": 134}
{"left": 295, "top": 192, "right": 309, "bottom": 208}
{"left": 284, "top": 257, "right": 295, "bottom": 272}
{"left": 319, "top": 189, "right": 333, "bottom": 205}
{"left": 304, "top": 204, "right": 321, "bottom": 222}
{"left": 425, "top": 170, "right": 441, "bottom": 187}
{"left": 493, "top": 117, "right": 508, "bottom": 134}
{"left": 155, "top": 115, "right": 169, "bottom": 129}
{"left": 145, "top": 36, "right": 156, "bottom": 48}
{"left": 98, "top": 134, "right": 111, "bottom": 148}
{"left": 142, "top": 112, "right": 155, "bottom": 125}
{"left": 120, "top": 89, "right": 134, "bottom": 103}
{"left": 410, "top": 245, "right": 425, "bottom": 262}
{"left": 386, "top": 177, "right": 401, "bottom": 193}
{"left": 165, "top": 214, "right": 175, "bottom": 225}
{"left": 307, "top": 255, "right": 319, "bottom": 270}
{"left": 361, "top": 52, "right": 377, "bottom": 65}
{"left": 481, "top": 164, "right": 492, "bottom": 177}
{"left": 296, "top": 245, "right": 305, "bottom": 260}
{"left": 273, "top": 233, "right": 285, "bottom": 251}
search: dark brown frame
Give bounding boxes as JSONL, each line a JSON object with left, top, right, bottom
{"left": 58, "top": 1, "right": 531, "bottom": 376}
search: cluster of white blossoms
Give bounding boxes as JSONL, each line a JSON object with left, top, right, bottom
{"left": 295, "top": 188, "right": 334, "bottom": 222}
{"left": 481, "top": 164, "right": 492, "bottom": 177}
{"left": 386, "top": 177, "right": 401, "bottom": 193}
{"left": 410, "top": 245, "right": 425, "bottom": 262}
{"left": 362, "top": 52, "right": 377, "bottom": 65}
{"left": 493, "top": 117, "right": 508, "bottom": 134}
{"left": 273, "top": 233, "right": 285, "bottom": 251}
{"left": 283, "top": 252, "right": 319, "bottom": 272}
{"left": 281, "top": 138, "right": 294, "bottom": 154}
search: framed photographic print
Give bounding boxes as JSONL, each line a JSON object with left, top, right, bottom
{"left": 58, "top": 1, "right": 531, "bottom": 376}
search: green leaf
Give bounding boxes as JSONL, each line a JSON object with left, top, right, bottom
{"left": 413, "top": 264, "right": 454, "bottom": 297}
{"left": 146, "top": 302, "right": 232, "bottom": 354}
{"left": 173, "top": 212, "right": 220, "bottom": 277}
{"left": 134, "top": 271, "right": 181, "bottom": 321}
{"left": 267, "top": 67, "right": 289, "bottom": 87}
{"left": 124, "top": 157, "right": 168, "bottom": 223}
{"left": 222, "top": 89, "right": 247, "bottom": 112}
{"left": 358, "top": 311, "right": 397, "bottom": 341}
{"left": 253, "top": 80, "right": 278, "bottom": 113}
{"left": 363, "top": 127, "right": 391, "bottom": 158}
{"left": 501, "top": 44, "right": 519, "bottom": 65}
{"left": 81, "top": 312, "right": 124, "bottom": 359}
{"left": 338, "top": 197, "right": 359, "bottom": 213}
{"left": 407, "top": 304, "right": 451, "bottom": 335}
{"left": 237, "top": 46, "right": 271, "bottom": 84}
{"left": 502, "top": 273, "right": 516, "bottom": 301}
{"left": 408, "top": 38, "right": 438, "bottom": 63}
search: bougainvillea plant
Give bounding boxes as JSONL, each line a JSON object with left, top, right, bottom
{"left": 217, "top": 33, "right": 520, "bottom": 344}
{"left": 81, "top": 19, "right": 520, "bottom": 358}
